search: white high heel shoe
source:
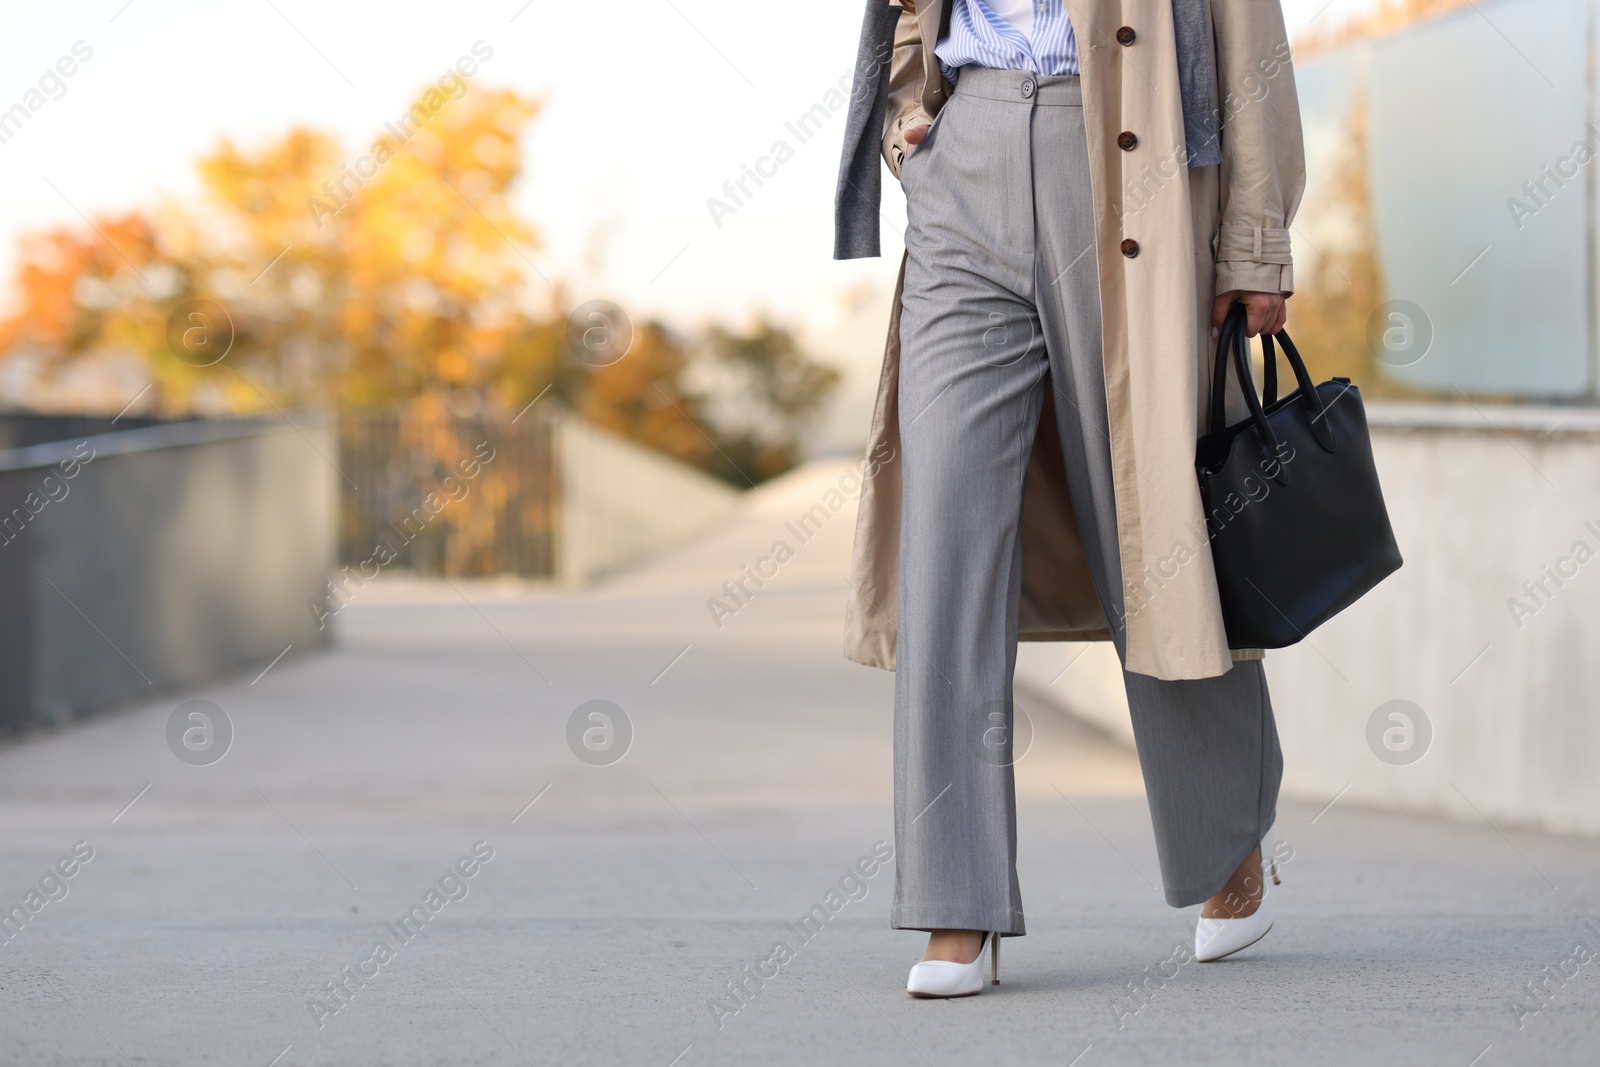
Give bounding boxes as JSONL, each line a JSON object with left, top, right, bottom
{"left": 906, "top": 932, "right": 1000, "bottom": 998}
{"left": 1194, "top": 833, "right": 1280, "bottom": 962}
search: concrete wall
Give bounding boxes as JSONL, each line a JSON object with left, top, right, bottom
{"left": 0, "top": 416, "right": 336, "bottom": 730}
{"left": 555, "top": 415, "right": 743, "bottom": 584}
{"left": 1016, "top": 403, "right": 1600, "bottom": 835}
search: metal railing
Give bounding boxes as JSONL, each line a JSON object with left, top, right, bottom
{"left": 337, "top": 411, "right": 557, "bottom": 578}
{"left": 336, "top": 409, "right": 743, "bottom": 582}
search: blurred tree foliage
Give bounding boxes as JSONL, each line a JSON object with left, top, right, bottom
{"left": 0, "top": 84, "right": 837, "bottom": 487}
{"left": 1281, "top": 85, "right": 1384, "bottom": 390}
{"left": 701, "top": 320, "right": 841, "bottom": 482}
{"left": 1281, "top": 85, "right": 1432, "bottom": 400}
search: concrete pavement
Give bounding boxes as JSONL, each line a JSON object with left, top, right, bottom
{"left": 1, "top": 460, "right": 1597, "bottom": 1066}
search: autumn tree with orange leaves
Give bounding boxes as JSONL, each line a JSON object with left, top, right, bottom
{"left": 0, "top": 79, "right": 837, "bottom": 485}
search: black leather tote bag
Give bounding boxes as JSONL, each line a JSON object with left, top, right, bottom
{"left": 1194, "top": 303, "right": 1403, "bottom": 649}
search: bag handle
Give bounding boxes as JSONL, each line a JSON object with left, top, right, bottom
{"left": 1262, "top": 328, "right": 1278, "bottom": 408}
{"left": 1261, "top": 328, "right": 1336, "bottom": 451}
{"left": 1224, "top": 308, "right": 1291, "bottom": 483}
{"left": 1208, "top": 302, "right": 1336, "bottom": 454}
{"left": 1208, "top": 303, "right": 1245, "bottom": 435}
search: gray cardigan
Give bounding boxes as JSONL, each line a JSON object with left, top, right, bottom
{"left": 834, "top": 0, "right": 1221, "bottom": 260}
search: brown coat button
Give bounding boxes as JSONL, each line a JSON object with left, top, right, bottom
{"left": 1116, "top": 26, "right": 1136, "bottom": 45}
{"left": 1120, "top": 239, "right": 1140, "bottom": 258}
{"left": 1117, "top": 131, "right": 1138, "bottom": 151}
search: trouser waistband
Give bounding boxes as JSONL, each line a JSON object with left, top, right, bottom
{"left": 950, "top": 66, "right": 1081, "bottom": 106}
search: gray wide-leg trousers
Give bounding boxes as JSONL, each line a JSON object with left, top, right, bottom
{"left": 891, "top": 69, "right": 1283, "bottom": 936}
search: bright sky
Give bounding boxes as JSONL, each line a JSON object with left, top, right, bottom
{"left": 0, "top": 0, "right": 1371, "bottom": 441}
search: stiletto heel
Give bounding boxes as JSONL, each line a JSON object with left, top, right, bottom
{"left": 907, "top": 932, "right": 997, "bottom": 998}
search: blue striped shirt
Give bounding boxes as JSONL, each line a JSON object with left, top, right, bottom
{"left": 935, "top": 0, "right": 1080, "bottom": 83}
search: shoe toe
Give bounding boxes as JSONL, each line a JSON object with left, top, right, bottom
{"left": 1194, "top": 897, "right": 1275, "bottom": 962}
{"left": 906, "top": 959, "right": 982, "bottom": 997}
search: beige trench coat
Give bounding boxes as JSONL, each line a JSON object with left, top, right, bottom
{"left": 845, "top": 0, "right": 1306, "bottom": 681}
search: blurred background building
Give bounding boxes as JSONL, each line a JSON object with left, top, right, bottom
{"left": 1289, "top": 0, "right": 1598, "bottom": 401}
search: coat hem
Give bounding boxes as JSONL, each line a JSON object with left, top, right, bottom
{"left": 1018, "top": 627, "right": 1113, "bottom": 643}
{"left": 844, "top": 626, "right": 898, "bottom": 671}
{"left": 846, "top": 629, "right": 1263, "bottom": 676}
{"left": 1123, "top": 643, "right": 1235, "bottom": 682}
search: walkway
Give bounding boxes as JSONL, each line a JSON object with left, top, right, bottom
{"left": 1, "top": 462, "right": 1596, "bottom": 1065}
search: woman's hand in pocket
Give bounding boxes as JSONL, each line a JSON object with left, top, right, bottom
{"left": 898, "top": 123, "right": 932, "bottom": 177}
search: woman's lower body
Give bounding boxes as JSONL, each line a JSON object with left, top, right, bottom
{"left": 892, "top": 68, "right": 1284, "bottom": 940}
